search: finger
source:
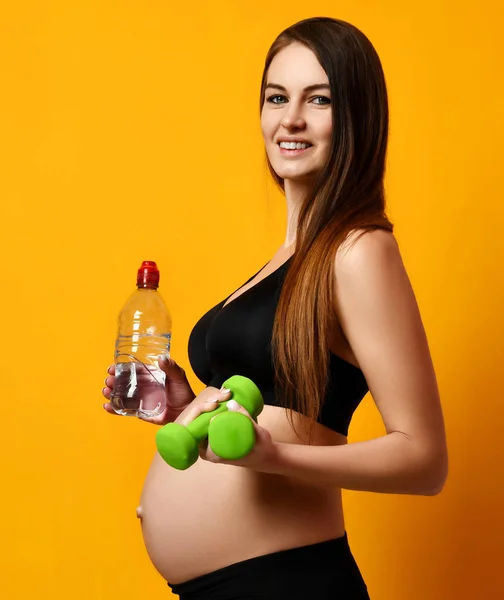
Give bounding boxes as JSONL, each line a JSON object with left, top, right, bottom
{"left": 104, "top": 376, "right": 115, "bottom": 390}
{"left": 227, "top": 399, "right": 252, "bottom": 418}
{"left": 107, "top": 365, "right": 116, "bottom": 375}
{"left": 158, "top": 355, "right": 187, "bottom": 382}
{"left": 178, "top": 397, "right": 220, "bottom": 427}
{"left": 226, "top": 400, "right": 260, "bottom": 428}
{"left": 178, "top": 389, "right": 231, "bottom": 427}
{"left": 102, "top": 386, "right": 112, "bottom": 399}
{"left": 198, "top": 438, "right": 221, "bottom": 463}
{"left": 102, "top": 402, "right": 119, "bottom": 415}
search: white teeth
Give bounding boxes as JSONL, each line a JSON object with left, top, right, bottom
{"left": 279, "top": 141, "right": 311, "bottom": 150}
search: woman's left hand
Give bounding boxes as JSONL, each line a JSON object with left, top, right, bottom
{"left": 178, "top": 397, "right": 277, "bottom": 470}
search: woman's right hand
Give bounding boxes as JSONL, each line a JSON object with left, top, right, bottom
{"left": 172, "top": 386, "right": 232, "bottom": 426}
{"left": 102, "top": 356, "right": 198, "bottom": 425}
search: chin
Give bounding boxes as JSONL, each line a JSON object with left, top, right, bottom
{"left": 274, "top": 167, "right": 319, "bottom": 182}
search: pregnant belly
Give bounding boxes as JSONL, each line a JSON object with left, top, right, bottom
{"left": 138, "top": 408, "right": 347, "bottom": 584}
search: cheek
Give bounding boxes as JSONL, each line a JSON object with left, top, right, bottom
{"left": 313, "top": 111, "right": 332, "bottom": 144}
{"left": 260, "top": 112, "right": 275, "bottom": 142}
{"left": 260, "top": 122, "right": 267, "bottom": 143}
{"left": 322, "top": 117, "right": 333, "bottom": 145}
{"left": 317, "top": 122, "right": 333, "bottom": 158}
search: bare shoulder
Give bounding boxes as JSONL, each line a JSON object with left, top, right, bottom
{"left": 333, "top": 228, "right": 409, "bottom": 321}
{"left": 336, "top": 228, "right": 400, "bottom": 272}
{"left": 332, "top": 227, "right": 416, "bottom": 349}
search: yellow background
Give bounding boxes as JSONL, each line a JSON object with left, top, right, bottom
{"left": 1, "top": 1, "right": 503, "bottom": 598}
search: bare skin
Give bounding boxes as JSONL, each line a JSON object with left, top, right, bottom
{"left": 105, "top": 243, "right": 358, "bottom": 584}
{"left": 139, "top": 407, "right": 348, "bottom": 584}
{"left": 137, "top": 246, "right": 358, "bottom": 584}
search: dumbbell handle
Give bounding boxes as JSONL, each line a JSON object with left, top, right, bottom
{"left": 187, "top": 401, "right": 230, "bottom": 442}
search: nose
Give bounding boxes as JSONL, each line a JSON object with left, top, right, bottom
{"left": 281, "top": 102, "right": 306, "bottom": 130}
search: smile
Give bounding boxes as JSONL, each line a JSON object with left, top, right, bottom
{"left": 279, "top": 141, "right": 312, "bottom": 150}
{"left": 278, "top": 143, "right": 313, "bottom": 157}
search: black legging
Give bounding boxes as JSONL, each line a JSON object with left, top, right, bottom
{"left": 168, "top": 533, "right": 370, "bottom": 599}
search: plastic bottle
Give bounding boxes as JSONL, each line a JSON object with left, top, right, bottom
{"left": 110, "top": 261, "right": 172, "bottom": 417}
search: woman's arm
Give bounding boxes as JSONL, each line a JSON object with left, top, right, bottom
{"left": 261, "top": 431, "right": 446, "bottom": 495}
{"left": 254, "top": 229, "right": 448, "bottom": 495}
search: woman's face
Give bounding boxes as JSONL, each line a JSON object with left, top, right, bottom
{"left": 261, "top": 43, "right": 333, "bottom": 184}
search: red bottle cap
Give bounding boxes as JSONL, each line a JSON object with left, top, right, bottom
{"left": 137, "top": 261, "right": 160, "bottom": 289}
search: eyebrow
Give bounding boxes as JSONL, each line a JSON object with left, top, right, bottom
{"left": 265, "top": 83, "right": 330, "bottom": 93}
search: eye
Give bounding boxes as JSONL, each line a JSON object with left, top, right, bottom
{"left": 265, "top": 94, "right": 331, "bottom": 106}
{"left": 266, "top": 94, "right": 287, "bottom": 104}
{"left": 311, "top": 96, "right": 331, "bottom": 105}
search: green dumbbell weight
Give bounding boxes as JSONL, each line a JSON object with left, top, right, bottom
{"left": 155, "top": 375, "right": 264, "bottom": 470}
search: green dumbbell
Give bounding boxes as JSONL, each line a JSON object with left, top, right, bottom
{"left": 155, "top": 375, "right": 264, "bottom": 470}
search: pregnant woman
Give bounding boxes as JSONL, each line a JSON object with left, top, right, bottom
{"left": 103, "top": 16, "right": 448, "bottom": 600}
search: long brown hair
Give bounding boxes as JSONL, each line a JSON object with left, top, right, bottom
{"left": 259, "top": 17, "right": 394, "bottom": 437}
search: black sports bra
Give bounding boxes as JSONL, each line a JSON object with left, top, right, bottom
{"left": 187, "top": 257, "right": 369, "bottom": 436}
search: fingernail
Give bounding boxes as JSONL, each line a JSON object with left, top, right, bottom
{"left": 102, "top": 388, "right": 106, "bottom": 394}
{"left": 207, "top": 397, "right": 219, "bottom": 404}
{"left": 227, "top": 400, "right": 240, "bottom": 411}
{"left": 220, "top": 387, "right": 231, "bottom": 394}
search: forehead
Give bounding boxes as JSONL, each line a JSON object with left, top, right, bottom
{"left": 266, "top": 43, "right": 328, "bottom": 87}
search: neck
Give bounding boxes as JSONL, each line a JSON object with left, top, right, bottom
{"left": 283, "top": 178, "right": 314, "bottom": 247}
